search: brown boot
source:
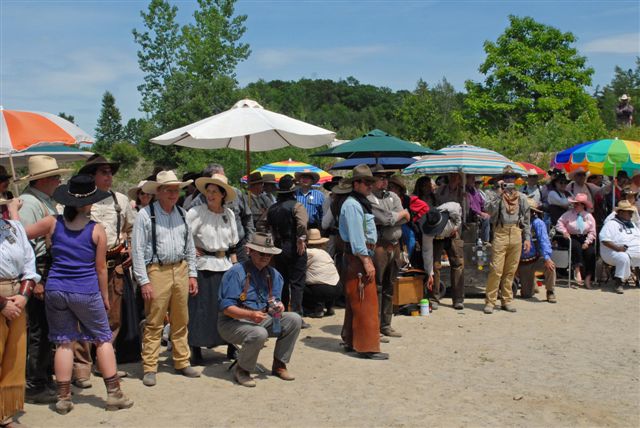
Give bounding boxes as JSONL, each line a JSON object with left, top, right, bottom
{"left": 55, "top": 381, "right": 74, "bottom": 415}
{"left": 272, "top": 359, "right": 295, "bottom": 381}
{"left": 104, "top": 375, "right": 134, "bottom": 411}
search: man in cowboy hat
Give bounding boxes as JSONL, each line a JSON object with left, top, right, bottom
{"left": 368, "top": 165, "right": 409, "bottom": 337}
{"left": 18, "top": 155, "right": 71, "bottom": 402}
{"left": 600, "top": 200, "right": 640, "bottom": 294}
{"left": 567, "top": 167, "right": 608, "bottom": 212}
{"left": 616, "top": 94, "right": 634, "bottom": 127}
{"left": 131, "top": 170, "right": 200, "bottom": 386}
{"left": 484, "top": 165, "right": 531, "bottom": 314}
{"left": 339, "top": 164, "right": 387, "bottom": 360}
{"left": 262, "top": 173, "right": 278, "bottom": 204}
{"left": 604, "top": 186, "right": 640, "bottom": 227}
{"left": 303, "top": 229, "right": 341, "bottom": 318}
{"left": 295, "top": 170, "right": 325, "bottom": 229}
{"left": 246, "top": 171, "right": 273, "bottom": 232}
{"left": 218, "top": 232, "right": 302, "bottom": 387}
{"left": 518, "top": 198, "right": 557, "bottom": 303}
{"left": 522, "top": 169, "right": 542, "bottom": 204}
{"left": 71, "top": 154, "right": 137, "bottom": 388}
{"left": 266, "top": 175, "right": 310, "bottom": 328}
{"left": 321, "top": 178, "right": 352, "bottom": 259}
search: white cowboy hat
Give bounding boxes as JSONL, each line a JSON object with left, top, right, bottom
{"left": 245, "top": 232, "right": 282, "bottom": 255}
{"left": 142, "top": 170, "right": 193, "bottom": 195}
{"left": 18, "top": 155, "right": 73, "bottom": 182}
{"left": 307, "top": 228, "right": 329, "bottom": 245}
{"left": 127, "top": 180, "right": 148, "bottom": 201}
{"left": 620, "top": 94, "right": 630, "bottom": 101}
{"left": 195, "top": 174, "right": 236, "bottom": 202}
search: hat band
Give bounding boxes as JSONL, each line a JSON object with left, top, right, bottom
{"left": 68, "top": 187, "right": 97, "bottom": 198}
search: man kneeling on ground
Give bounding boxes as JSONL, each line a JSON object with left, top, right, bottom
{"left": 218, "top": 233, "right": 302, "bottom": 387}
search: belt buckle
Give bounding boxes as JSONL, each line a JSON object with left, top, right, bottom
{"left": 106, "top": 259, "right": 117, "bottom": 269}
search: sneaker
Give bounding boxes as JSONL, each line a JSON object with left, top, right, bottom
{"left": 453, "top": 302, "right": 464, "bottom": 310}
{"left": 142, "top": 372, "right": 156, "bottom": 387}
{"left": 483, "top": 304, "right": 494, "bottom": 314}
{"left": 176, "top": 366, "right": 200, "bottom": 378}
{"left": 502, "top": 303, "right": 517, "bottom": 312}
{"left": 234, "top": 366, "right": 256, "bottom": 387}
{"left": 380, "top": 327, "right": 402, "bottom": 338}
{"left": 547, "top": 291, "right": 557, "bottom": 303}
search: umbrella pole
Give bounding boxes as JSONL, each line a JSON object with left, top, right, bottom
{"left": 245, "top": 135, "right": 252, "bottom": 207}
{"left": 612, "top": 163, "right": 616, "bottom": 208}
{"left": 8, "top": 151, "right": 19, "bottom": 195}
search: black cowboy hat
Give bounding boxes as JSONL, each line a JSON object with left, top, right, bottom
{"left": 247, "top": 171, "right": 264, "bottom": 185}
{"left": 53, "top": 174, "right": 111, "bottom": 207}
{"left": 421, "top": 209, "right": 449, "bottom": 236}
{"left": 78, "top": 154, "right": 121, "bottom": 176}
{"left": 323, "top": 176, "right": 343, "bottom": 192}
{"left": 277, "top": 174, "right": 297, "bottom": 193}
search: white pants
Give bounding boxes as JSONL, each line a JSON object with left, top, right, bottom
{"left": 601, "top": 249, "right": 640, "bottom": 280}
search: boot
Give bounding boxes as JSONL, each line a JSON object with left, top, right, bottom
{"left": 190, "top": 346, "right": 204, "bottom": 366}
{"left": 272, "top": 359, "right": 295, "bottom": 381}
{"left": 104, "top": 375, "right": 134, "bottom": 411}
{"left": 615, "top": 278, "right": 624, "bottom": 294}
{"left": 55, "top": 380, "right": 73, "bottom": 415}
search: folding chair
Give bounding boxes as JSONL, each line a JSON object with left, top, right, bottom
{"left": 550, "top": 236, "right": 572, "bottom": 288}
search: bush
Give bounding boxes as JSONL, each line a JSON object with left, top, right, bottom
{"left": 110, "top": 142, "right": 140, "bottom": 170}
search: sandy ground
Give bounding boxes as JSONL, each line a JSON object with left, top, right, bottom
{"left": 19, "top": 283, "right": 640, "bottom": 428}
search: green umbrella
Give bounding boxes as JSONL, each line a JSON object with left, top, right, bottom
{"left": 312, "top": 129, "right": 439, "bottom": 159}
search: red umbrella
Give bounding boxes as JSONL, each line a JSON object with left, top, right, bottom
{"left": 516, "top": 161, "right": 547, "bottom": 178}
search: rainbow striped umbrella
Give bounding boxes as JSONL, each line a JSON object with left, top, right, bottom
{"left": 241, "top": 159, "right": 332, "bottom": 184}
{"left": 403, "top": 142, "right": 527, "bottom": 176}
{"left": 551, "top": 138, "right": 640, "bottom": 176}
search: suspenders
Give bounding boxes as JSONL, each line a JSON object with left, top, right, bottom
{"left": 110, "top": 191, "right": 122, "bottom": 246}
{"left": 148, "top": 202, "right": 188, "bottom": 266}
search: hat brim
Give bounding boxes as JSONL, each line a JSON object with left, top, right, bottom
{"left": 245, "top": 242, "right": 282, "bottom": 255}
{"left": 567, "top": 197, "right": 593, "bottom": 210}
{"left": 18, "top": 168, "right": 74, "bottom": 182}
{"left": 323, "top": 182, "right": 337, "bottom": 192}
{"left": 53, "top": 185, "right": 112, "bottom": 207}
{"left": 308, "top": 237, "right": 330, "bottom": 245}
{"left": 0, "top": 196, "right": 14, "bottom": 206}
{"left": 142, "top": 180, "right": 193, "bottom": 195}
{"left": 294, "top": 172, "right": 320, "bottom": 184}
{"left": 127, "top": 187, "right": 140, "bottom": 201}
{"left": 78, "top": 162, "right": 121, "bottom": 176}
{"left": 568, "top": 170, "right": 589, "bottom": 180}
{"left": 331, "top": 184, "right": 353, "bottom": 195}
{"left": 422, "top": 211, "right": 449, "bottom": 236}
{"left": 277, "top": 185, "right": 297, "bottom": 193}
{"left": 195, "top": 177, "right": 236, "bottom": 202}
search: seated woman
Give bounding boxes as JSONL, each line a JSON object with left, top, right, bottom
{"left": 547, "top": 172, "right": 571, "bottom": 226}
{"left": 555, "top": 193, "right": 597, "bottom": 289}
{"left": 302, "top": 229, "right": 342, "bottom": 318}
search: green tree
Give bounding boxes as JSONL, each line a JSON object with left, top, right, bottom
{"left": 94, "top": 91, "right": 123, "bottom": 154}
{"left": 464, "top": 15, "right": 596, "bottom": 132}
{"left": 58, "top": 112, "right": 75, "bottom": 124}
{"left": 110, "top": 141, "right": 140, "bottom": 170}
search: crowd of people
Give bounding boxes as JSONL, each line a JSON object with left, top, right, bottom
{"left": 0, "top": 153, "right": 639, "bottom": 425}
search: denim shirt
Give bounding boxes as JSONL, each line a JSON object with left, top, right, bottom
{"left": 219, "top": 262, "right": 284, "bottom": 311}
{"left": 339, "top": 196, "right": 377, "bottom": 256}
{"left": 521, "top": 217, "right": 552, "bottom": 261}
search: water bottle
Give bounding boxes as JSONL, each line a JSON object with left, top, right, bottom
{"left": 476, "top": 238, "right": 485, "bottom": 270}
{"left": 419, "top": 299, "right": 430, "bottom": 317}
{"left": 268, "top": 299, "right": 282, "bottom": 335}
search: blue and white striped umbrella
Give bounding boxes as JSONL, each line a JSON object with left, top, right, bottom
{"left": 402, "top": 142, "right": 528, "bottom": 176}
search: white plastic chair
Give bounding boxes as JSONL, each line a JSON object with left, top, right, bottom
{"left": 550, "top": 237, "right": 572, "bottom": 288}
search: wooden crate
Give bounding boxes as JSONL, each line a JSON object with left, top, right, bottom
{"left": 393, "top": 275, "right": 424, "bottom": 306}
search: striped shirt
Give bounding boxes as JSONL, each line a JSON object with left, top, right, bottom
{"left": 132, "top": 201, "right": 197, "bottom": 285}
{"left": 295, "top": 188, "right": 324, "bottom": 227}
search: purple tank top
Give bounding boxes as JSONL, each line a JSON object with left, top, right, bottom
{"left": 46, "top": 216, "right": 99, "bottom": 294}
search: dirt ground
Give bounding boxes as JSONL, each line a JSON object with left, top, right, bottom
{"left": 19, "top": 284, "right": 640, "bottom": 427}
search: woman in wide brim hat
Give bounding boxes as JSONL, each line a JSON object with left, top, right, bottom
{"left": 53, "top": 174, "right": 112, "bottom": 207}
{"left": 128, "top": 180, "right": 153, "bottom": 212}
{"left": 322, "top": 176, "right": 343, "bottom": 192}
{"left": 195, "top": 174, "right": 236, "bottom": 203}
{"left": 142, "top": 170, "right": 193, "bottom": 195}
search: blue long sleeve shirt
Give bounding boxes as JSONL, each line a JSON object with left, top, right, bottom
{"left": 521, "top": 217, "right": 552, "bottom": 261}
{"left": 339, "top": 196, "right": 377, "bottom": 256}
{"left": 219, "top": 262, "right": 284, "bottom": 311}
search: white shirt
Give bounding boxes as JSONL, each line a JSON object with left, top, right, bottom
{"left": 0, "top": 219, "right": 41, "bottom": 282}
{"left": 604, "top": 210, "right": 640, "bottom": 229}
{"left": 186, "top": 205, "right": 239, "bottom": 272}
{"left": 599, "top": 216, "right": 640, "bottom": 260}
{"left": 305, "top": 248, "right": 339, "bottom": 286}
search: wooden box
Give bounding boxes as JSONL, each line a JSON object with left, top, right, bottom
{"left": 393, "top": 274, "right": 424, "bottom": 306}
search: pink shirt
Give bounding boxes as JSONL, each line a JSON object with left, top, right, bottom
{"left": 556, "top": 210, "right": 597, "bottom": 245}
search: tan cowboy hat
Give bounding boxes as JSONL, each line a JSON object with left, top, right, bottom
{"left": 0, "top": 194, "right": 14, "bottom": 206}
{"left": 262, "top": 173, "right": 277, "bottom": 184}
{"left": 294, "top": 170, "right": 320, "bottom": 184}
{"left": 195, "top": 173, "right": 236, "bottom": 202}
{"left": 498, "top": 165, "right": 522, "bottom": 179}
{"left": 568, "top": 167, "right": 590, "bottom": 180}
{"left": 371, "top": 164, "right": 395, "bottom": 176}
{"left": 614, "top": 199, "right": 637, "bottom": 212}
{"left": 568, "top": 193, "right": 593, "bottom": 210}
{"left": 331, "top": 179, "right": 352, "bottom": 194}
{"left": 527, "top": 197, "right": 543, "bottom": 213}
{"left": 526, "top": 168, "right": 540, "bottom": 177}
{"left": 388, "top": 175, "right": 407, "bottom": 194}
{"left": 245, "top": 232, "right": 282, "bottom": 255}
{"left": 620, "top": 94, "right": 630, "bottom": 101}
{"left": 347, "top": 164, "right": 377, "bottom": 184}
{"left": 18, "top": 155, "right": 73, "bottom": 182}
{"left": 78, "top": 154, "right": 120, "bottom": 176}
{"left": 127, "top": 180, "right": 148, "bottom": 201}
{"left": 142, "top": 170, "right": 193, "bottom": 195}
{"left": 307, "top": 228, "right": 329, "bottom": 245}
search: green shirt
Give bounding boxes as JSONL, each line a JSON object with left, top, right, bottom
{"left": 19, "top": 186, "right": 57, "bottom": 257}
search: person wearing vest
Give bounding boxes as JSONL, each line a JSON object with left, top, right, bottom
{"left": 262, "top": 173, "right": 278, "bottom": 204}
{"left": 132, "top": 171, "right": 200, "bottom": 387}
{"left": 71, "top": 155, "right": 136, "bottom": 388}
{"left": 518, "top": 198, "right": 557, "bottom": 303}
{"left": 17, "top": 156, "right": 71, "bottom": 403}
{"left": 522, "top": 169, "right": 542, "bottom": 205}
{"left": 295, "top": 170, "right": 325, "bottom": 230}
{"left": 246, "top": 171, "right": 273, "bottom": 232}
{"left": 599, "top": 200, "right": 640, "bottom": 294}
{"left": 218, "top": 232, "right": 302, "bottom": 387}
{"left": 339, "top": 165, "right": 388, "bottom": 360}
{"left": 369, "top": 166, "right": 409, "bottom": 338}
{"left": 484, "top": 166, "right": 531, "bottom": 314}
{"left": 266, "top": 175, "right": 310, "bottom": 328}
{"left": 0, "top": 193, "right": 40, "bottom": 426}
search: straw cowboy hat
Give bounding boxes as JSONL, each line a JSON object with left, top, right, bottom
{"left": 19, "top": 155, "right": 73, "bottom": 182}
{"left": 262, "top": 173, "right": 277, "bottom": 184}
{"left": 568, "top": 167, "right": 590, "bottom": 181}
{"left": 527, "top": 197, "right": 543, "bottom": 213}
{"left": 614, "top": 199, "right": 637, "bottom": 212}
{"left": 245, "top": 232, "right": 282, "bottom": 255}
{"left": 294, "top": 169, "right": 320, "bottom": 184}
{"left": 127, "top": 180, "right": 148, "bottom": 201}
{"left": 78, "top": 154, "right": 120, "bottom": 176}
{"left": 371, "top": 164, "right": 395, "bottom": 177}
{"left": 621, "top": 186, "right": 639, "bottom": 197}
{"left": 331, "top": 180, "right": 353, "bottom": 195}
{"left": 307, "top": 228, "right": 329, "bottom": 245}
{"left": 526, "top": 168, "right": 540, "bottom": 177}
{"left": 388, "top": 175, "right": 407, "bottom": 194}
{"left": 347, "top": 164, "right": 377, "bottom": 184}
{"left": 142, "top": 170, "right": 193, "bottom": 195}
{"left": 195, "top": 173, "right": 236, "bottom": 202}
{"left": 53, "top": 174, "right": 111, "bottom": 207}
{"left": 247, "top": 171, "right": 264, "bottom": 185}
{"left": 277, "top": 175, "right": 297, "bottom": 193}
{"left": 322, "top": 176, "right": 343, "bottom": 192}
{"left": 498, "top": 165, "right": 522, "bottom": 179}
{"left": 620, "top": 94, "right": 630, "bottom": 101}
{"left": 568, "top": 193, "right": 593, "bottom": 210}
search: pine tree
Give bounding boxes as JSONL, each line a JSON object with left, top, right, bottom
{"left": 94, "top": 91, "right": 124, "bottom": 154}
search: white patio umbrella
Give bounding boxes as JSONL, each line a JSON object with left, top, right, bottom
{"left": 150, "top": 99, "right": 336, "bottom": 177}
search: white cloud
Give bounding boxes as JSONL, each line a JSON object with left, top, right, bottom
{"left": 255, "top": 44, "right": 390, "bottom": 69}
{"left": 582, "top": 33, "right": 640, "bottom": 54}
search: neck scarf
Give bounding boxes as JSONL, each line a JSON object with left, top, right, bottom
{"left": 576, "top": 212, "right": 585, "bottom": 233}
{"left": 502, "top": 191, "right": 519, "bottom": 215}
{"left": 349, "top": 191, "right": 372, "bottom": 214}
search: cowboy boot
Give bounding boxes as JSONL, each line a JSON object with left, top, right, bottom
{"left": 55, "top": 380, "right": 73, "bottom": 415}
{"left": 272, "top": 359, "right": 295, "bottom": 381}
{"left": 104, "top": 375, "right": 134, "bottom": 411}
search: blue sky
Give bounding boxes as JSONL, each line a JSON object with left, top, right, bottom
{"left": 1, "top": 0, "right": 638, "bottom": 134}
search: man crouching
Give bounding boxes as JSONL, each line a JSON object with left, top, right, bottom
{"left": 218, "top": 232, "right": 302, "bottom": 387}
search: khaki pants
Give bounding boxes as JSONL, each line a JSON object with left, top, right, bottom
{"left": 518, "top": 258, "right": 556, "bottom": 298}
{"left": 486, "top": 225, "right": 522, "bottom": 307}
{"left": 142, "top": 261, "right": 190, "bottom": 373}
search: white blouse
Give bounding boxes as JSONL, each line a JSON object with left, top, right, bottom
{"left": 186, "top": 205, "right": 239, "bottom": 272}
